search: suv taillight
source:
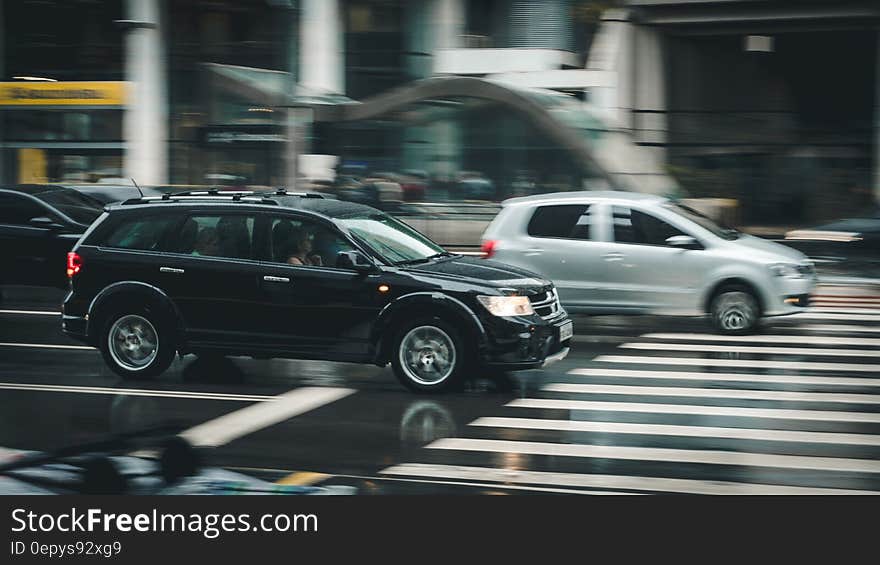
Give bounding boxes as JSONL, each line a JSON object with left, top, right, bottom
{"left": 481, "top": 240, "right": 498, "bottom": 259}
{"left": 67, "top": 252, "right": 82, "bottom": 278}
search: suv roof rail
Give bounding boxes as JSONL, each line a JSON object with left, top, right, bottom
{"left": 272, "top": 187, "right": 325, "bottom": 198}
{"left": 119, "top": 194, "right": 280, "bottom": 206}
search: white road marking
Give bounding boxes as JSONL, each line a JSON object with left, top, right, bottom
{"left": 789, "top": 324, "right": 880, "bottom": 334}
{"left": 0, "top": 381, "right": 274, "bottom": 402}
{"left": 594, "top": 355, "right": 880, "bottom": 373}
{"left": 0, "top": 342, "right": 94, "bottom": 350}
{"left": 640, "top": 333, "right": 880, "bottom": 347}
{"left": 180, "top": 386, "right": 355, "bottom": 448}
{"left": 620, "top": 342, "right": 879, "bottom": 358}
{"left": 568, "top": 367, "right": 880, "bottom": 388}
{"left": 543, "top": 383, "right": 880, "bottom": 405}
{"left": 427, "top": 438, "right": 880, "bottom": 474}
{"left": 471, "top": 416, "right": 880, "bottom": 446}
{"left": 380, "top": 463, "right": 879, "bottom": 495}
{"left": 507, "top": 398, "right": 880, "bottom": 423}
{"left": 0, "top": 310, "right": 60, "bottom": 316}
{"left": 792, "top": 312, "right": 880, "bottom": 321}
{"left": 808, "top": 307, "right": 880, "bottom": 315}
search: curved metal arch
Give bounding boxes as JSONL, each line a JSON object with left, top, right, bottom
{"left": 322, "top": 76, "right": 617, "bottom": 186}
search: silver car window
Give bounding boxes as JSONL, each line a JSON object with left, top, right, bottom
{"left": 612, "top": 206, "right": 686, "bottom": 246}
{"left": 527, "top": 204, "right": 594, "bottom": 240}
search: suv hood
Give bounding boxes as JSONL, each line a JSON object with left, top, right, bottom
{"left": 405, "top": 255, "right": 551, "bottom": 293}
{"left": 733, "top": 234, "right": 807, "bottom": 263}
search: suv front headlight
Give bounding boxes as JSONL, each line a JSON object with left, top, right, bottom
{"left": 477, "top": 295, "right": 534, "bottom": 317}
{"left": 769, "top": 263, "right": 802, "bottom": 278}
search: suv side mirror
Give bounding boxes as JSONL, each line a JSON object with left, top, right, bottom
{"left": 29, "top": 216, "right": 64, "bottom": 230}
{"left": 337, "top": 250, "right": 374, "bottom": 271}
{"left": 666, "top": 235, "right": 702, "bottom": 250}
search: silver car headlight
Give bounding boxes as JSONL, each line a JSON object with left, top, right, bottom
{"left": 769, "top": 263, "right": 803, "bottom": 278}
{"left": 477, "top": 295, "right": 534, "bottom": 317}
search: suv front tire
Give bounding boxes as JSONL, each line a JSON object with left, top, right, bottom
{"left": 391, "top": 317, "right": 468, "bottom": 393}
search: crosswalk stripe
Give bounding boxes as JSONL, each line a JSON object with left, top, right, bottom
{"left": 808, "top": 307, "right": 880, "bottom": 315}
{"left": 620, "top": 342, "right": 879, "bottom": 358}
{"left": 507, "top": 398, "right": 880, "bottom": 423}
{"left": 379, "top": 463, "right": 878, "bottom": 495}
{"left": 640, "top": 333, "right": 880, "bottom": 346}
{"left": 792, "top": 312, "right": 880, "bottom": 321}
{"left": 568, "top": 367, "right": 880, "bottom": 388}
{"left": 470, "top": 416, "right": 880, "bottom": 446}
{"left": 427, "top": 438, "right": 880, "bottom": 474}
{"left": 791, "top": 324, "right": 880, "bottom": 334}
{"left": 542, "top": 383, "right": 880, "bottom": 405}
{"left": 594, "top": 355, "right": 880, "bottom": 373}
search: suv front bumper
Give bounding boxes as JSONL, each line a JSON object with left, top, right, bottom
{"left": 480, "top": 312, "right": 572, "bottom": 370}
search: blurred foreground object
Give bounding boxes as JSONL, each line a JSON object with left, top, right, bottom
{"left": 0, "top": 427, "right": 354, "bottom": 495}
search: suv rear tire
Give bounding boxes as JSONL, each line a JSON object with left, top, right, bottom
{"left": 391, "top": 317, "right": 468, "bottom": 393}
{"left": 100, "top": 309, "right": 176, "bottom": 379}
{"left": 710, "top": 287, "right": 760, "bottom": 335}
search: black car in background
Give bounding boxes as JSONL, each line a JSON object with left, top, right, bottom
{"left": 0, "top": 185, "right": 104, "bottom": 289}
{"left": 61, "top": 191, "right": 571, "bottom": 392}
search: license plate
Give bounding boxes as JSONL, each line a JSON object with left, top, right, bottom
{"left": 558, "top": 320, "right": 573, "bottom": 342}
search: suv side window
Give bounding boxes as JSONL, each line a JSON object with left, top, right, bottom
{"left": 267, "top": 216, "right": 355, "bottom": 268}
{"left": 169, "top": 214, "right": 256, "bottom": 260}
{"left": 101, "top": 215, "right": 177, "bottom": 251}
{"left": 527, "top": 204, "right": 593, "bottom": 240}
{"left": 612, "top": 206, "right": 686, "bottom": 246}
{"left": 0, "top": 193, "right": 48, "bottom": 225}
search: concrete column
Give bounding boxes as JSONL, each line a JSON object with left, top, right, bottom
{"left": 632, "top": 25, "right": 668, "bottom": 166}
{"left": 0, "top": 0, "right": 5, "bottom": 184}
{"left": 433, "top": 0, "right": 464, "bottom": 51}
{"left": 123, "top": 0, "right": 168, "bottom": 185}
{"left": 875, "top": 30, "right": 880, "bottom": 204}
{"left": 299, "top": 0, "right": 344, "bottom": 94}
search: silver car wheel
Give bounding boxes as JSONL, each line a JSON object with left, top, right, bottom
{"left": 715, "top": 292, "right": 757, "bottom": 332}
{"left": 108, "top": 314, "right": 158, "bottom": 371}
{"left": 398, "top": 325, "right": 457, "bottom": 386}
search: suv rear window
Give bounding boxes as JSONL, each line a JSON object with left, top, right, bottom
{"left": 527, "top": 204, "right": 593, "bottom": 240}
{"left": 169, "top": 215, "right": 256, "bottom": 260}
{"left": 100, "top": 216, "right": 176, "bottom": 251}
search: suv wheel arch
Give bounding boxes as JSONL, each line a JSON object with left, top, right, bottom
{"left": 88, "top": 282, "right": 184, "bottom": 346}
{"left": 371, "top": 292, "right": 487, "bottom": 365}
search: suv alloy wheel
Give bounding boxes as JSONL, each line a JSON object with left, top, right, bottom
{"left": 391, "top": 318, "right": 467, "bottom": 393}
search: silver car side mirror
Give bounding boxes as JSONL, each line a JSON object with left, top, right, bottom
{"left": 666, "top": 235, "right": 702, "bottom": 250}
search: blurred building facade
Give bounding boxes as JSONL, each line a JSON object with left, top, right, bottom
{"left": 1, "top": 0, "right": 879, "bottom": 224}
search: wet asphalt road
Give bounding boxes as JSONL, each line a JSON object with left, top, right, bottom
{"left": 1, "top": 284, "right": 879, "bottom": 495}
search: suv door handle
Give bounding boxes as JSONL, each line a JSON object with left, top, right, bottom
{"left": 159, "top": 267, "right": 185, "bottom": 274}
{"left": 263, "top": 275, "right": 290, "bottom": 283}
{"left": 602, "top": 252, "right": 624, "bottom": 262}
{"left": 525, "top": 247, "right": 544, "bottom": 255}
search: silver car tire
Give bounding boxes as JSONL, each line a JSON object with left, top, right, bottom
{"left": 711, "top": 290, "right": 759, "bottom": 335}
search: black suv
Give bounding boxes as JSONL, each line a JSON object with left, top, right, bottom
{"left": 61, "top": 191, "right": 572, "bottom": 392}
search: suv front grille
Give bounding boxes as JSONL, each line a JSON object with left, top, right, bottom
{"left": 529, "top": 288, "right": 563, "bottom": 320}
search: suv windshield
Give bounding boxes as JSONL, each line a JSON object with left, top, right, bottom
{"left": 35, "top": 190, "right": 103, "bottom": 225}
{"left": 663, "top": 201, "right": 739, "bottom": 240}
{"left": 339, "top": 212, "right": 447, "bottom": 265}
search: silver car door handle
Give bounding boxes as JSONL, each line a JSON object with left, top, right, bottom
{"left": 602, "top": 252, "right": 624, "bottom": 261}
{"left": 525, "top": 247, "right": 544, "bottom": 255}
{"left": 263, "top": 275, "right": 291, "bottom": 283}
{"left": 159, "top": 267, "right": 185, "bottom": 274}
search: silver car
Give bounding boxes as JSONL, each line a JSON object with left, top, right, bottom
{"left": 481, "top": 191, "right": 817, "bottom": 334}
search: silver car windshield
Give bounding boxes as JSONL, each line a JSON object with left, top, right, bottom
{"left": 340, "top": 212, "right": 447, "bottom": 265}
{"left": 663, "top": 202, "right": 739, "bottom": 240}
